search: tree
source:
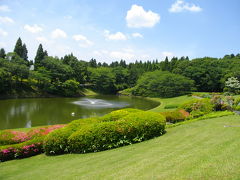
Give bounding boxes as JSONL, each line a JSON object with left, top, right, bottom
{"left": 89, "top": 58, "right": 97, "bottom": 68}
{"left": 13, "top": 37, "right": 23, "bottom": 58}
{"left": 133, "top": 71, "right": 195, "bottom": 98}
{"left": 224, "top": 77, "right": 240, "bottom": 94}
{"left": 22, "top": 44, "right": 28, "bottom": 61}
{"left": 89, "top": 67, "right": 116, "bottom": 94}
{"left": 62, "top": 79, "right": 80, "bottom": 96}
{"left": 34, "top": 44, "right": 45, "bottom": 69}
{"left": 0, "top": 48, "right": 6, "bottom": 58}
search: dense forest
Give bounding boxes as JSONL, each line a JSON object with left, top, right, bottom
{"left": 0, "top": 37, "right": 240, "bottom": 98}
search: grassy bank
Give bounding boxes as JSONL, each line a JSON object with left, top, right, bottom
{"left": 1, "top": 115, "right": 240, "bottom": 179}
{"left": 149, "top": 95, "right": 195, "bottom": 112}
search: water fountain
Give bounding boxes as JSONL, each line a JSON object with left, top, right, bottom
{"left": 72, "top": 98, "right": 129, "bottom": 108}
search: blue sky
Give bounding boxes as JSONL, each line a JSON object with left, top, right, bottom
{"left": 0, "top": 0, "right": 239, "bottom": 63}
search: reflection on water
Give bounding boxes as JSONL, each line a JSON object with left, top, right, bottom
{"left": 0, "top": 95, "right": 159, "bottom": 130}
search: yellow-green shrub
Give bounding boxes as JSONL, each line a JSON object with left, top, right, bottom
{"left": 68, "top": 112, "right": 166, "bottom": 153}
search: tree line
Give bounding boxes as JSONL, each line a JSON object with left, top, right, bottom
{"left": 0, "top": 37, "right": 240, "bottom": 97}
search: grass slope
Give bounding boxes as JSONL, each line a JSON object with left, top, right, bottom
{"left": 1, "top": 115, "right": 240, "bottom": 179}
{"left": 149, "top": 95, "right": 195, "bottom": 112}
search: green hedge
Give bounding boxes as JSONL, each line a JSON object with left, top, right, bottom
{"left": 68, "top": 112, "right": 166, "bottom": 153}
{"left": 99, "top": 108, "right": 143, "bottom": 122}
{"left": 44, "top": 117, "right": 100, "bottom": 155}
{"left": 44, "top": 110, "right": 166, "bottom": 155}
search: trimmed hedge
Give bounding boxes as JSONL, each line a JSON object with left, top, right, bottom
{"left": 44, "top": 117, "right": 100, "bottom": 155}
{"left": 100, "top": 108, "right": 143, "bottom": 122}
{"left": 44, "top": 110, "right": 166, "bottom": 155}
{"left": 68, "top": 112, "right": 166, "bottom": 153}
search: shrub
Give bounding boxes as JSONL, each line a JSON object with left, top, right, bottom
{"left": 100, "top": 108, "right": 143, "bottom": 122}
{"left": 0, "top": 136, "right": 44, "bottom": 162}
{"left": 0, "top": 130, "right": 29, "bottom": 146}
{"left": 180, "top": 99, "right": 214, "bottom": 118}
{"left": 68, "top": 112, "right": 166, "bottom": 153}
{"left": 44, "top": 117, "right": 100, "bottom": 155}
{"left": 181, "top": 99, "right": 214, "bottom": 118}
{"left": 160, "top": 109, "right": 189, "bottom": 123}
{"left": 27, "top": 124, "right": 66, "bottom": 139}
{"left": 233, "top": 97, "right": 240, "bottom": 111}
{"left": 0, "top": 124, "right": 65, "bottom": 146}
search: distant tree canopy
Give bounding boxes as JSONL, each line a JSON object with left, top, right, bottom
{"left": 132, "top": 71, "right": 195, "bottom": 98}
{"left": 0, "top": 37, "right": 240, "bottom": 97}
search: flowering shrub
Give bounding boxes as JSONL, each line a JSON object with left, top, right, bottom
{"left": 27, "top": 124, "right": 66, "bottom": 139}
{"left": 0, "top": 137, "right": 44, "bottom": 162}
{"left": 0, "top": 130, "right": 29, "bottom": 146}
{"left": 0, "top": 124, "right": 65, "bottom": 162}
{"left": 0, "top": 124, "right": 66, "bottom": 147}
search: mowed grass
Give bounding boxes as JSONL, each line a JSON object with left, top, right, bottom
{"left": 1, "top": 115, "right": 240, "bottom": 180}
{"left": 149, "top": 95, "right": 195, "bottom": 112}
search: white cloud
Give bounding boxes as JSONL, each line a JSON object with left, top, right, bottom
{"left": 51, "top": 28, "right": 67, "bottom": 39}
{"left": 110, "top": 51, "right": 135, "bottom": 60}
{"left": 36, "top": 36, "right": 50, "bottom": 43}
{"left": 162, "top": 51, "right": 174, "bottom": 58}
{"left": 73, "top": 34, "right": 94, "bottom": 48}
{"left": 126, "top": 5, "right": 160, "bottom": 28}
{"left": 24, "top": 24, "right": 43, "bottom": 33}
{"left": 0, "top": 16, "right": 14, "bottom": 24}
{"left": 169, "top": 0, "right": 202, "bottom": 13}
{"left": 0, "top": 28, "right": 8, "bottom": 36}
{"left": 93, "top": 49, "right": 134, "bottom": 60}
{"left": 0, "top": 5, "right": 11, "bottom": 12}
{"left": 104, "top": 30, "right": 127, "bottom": 40}
{"left": 132, "top": 33, "right": 143, "bottom": 38}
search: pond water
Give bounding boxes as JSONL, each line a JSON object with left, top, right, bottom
{"left": 0, "top": 95, "right": 159, "bottom": 130}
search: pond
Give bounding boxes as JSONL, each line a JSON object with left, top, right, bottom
{"left": 0, "top": 95, "right": 159, "bottom": 130}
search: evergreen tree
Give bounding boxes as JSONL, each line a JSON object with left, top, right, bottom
{"left": 22, "top": 44, "right": 28, "bottom": 61}
{"left": 44, "top": 50, "right": 48, "bottom": 57}
{"left": 89, "top": 58, "right": 97, "bottom": 67}
{"left": 14, "top": 37, "right": 23, "bottom": 58}
{"left": 34, "top": 44, "right": 45, "bottom": 69}
{"left": 0, "top": 48, "right": 6, "bottom": 58}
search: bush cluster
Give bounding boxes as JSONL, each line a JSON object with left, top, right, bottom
{"left": 0, "top": 137, "right": 44, "bottom": 162}
{"left": 180, "top": 99, "right": 214, "bottom": 118}
{"left": 44, "top": 109, "right": 166, "bottom": 155}
{"left": 160, "top": 109, "right": 189, "bottom": 123}
{"left": 0, "top": 124, "right": 65, "bottom": 161}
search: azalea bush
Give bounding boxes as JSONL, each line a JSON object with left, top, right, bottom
{"left": 0, "top": 124, "right": 65, "bottom": 162}
{"left": 0, "top": 137, "right": 44, "bottom": 162}
{"left": 0, "top": 130, "right": 29, "bottom": 146}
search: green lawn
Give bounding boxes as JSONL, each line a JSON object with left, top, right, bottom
{"left": 1, "top": 115, "right": 240, "bottom": 179}
{"left": 149, "top": 95, "right": 195, "bottom": 112}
